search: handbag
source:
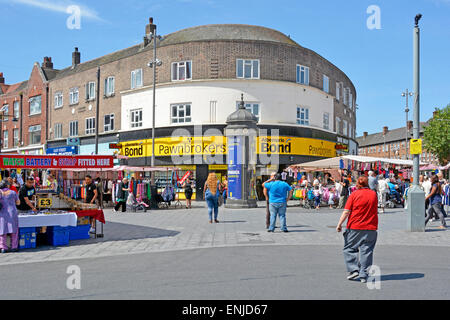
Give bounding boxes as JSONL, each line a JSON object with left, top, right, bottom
{"left": 218, "top": 193, "right": 224, "bottom": 206}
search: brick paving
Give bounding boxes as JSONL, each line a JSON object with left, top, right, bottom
{"left": 0, "top": 201, "right": 448, "bottom": 266}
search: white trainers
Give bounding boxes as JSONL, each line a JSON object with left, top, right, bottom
{"left": 89, "top": 227, "right": 95, "bottom": 234}
{"left": 347, "top": 271, "right": 359, "bottom": 280}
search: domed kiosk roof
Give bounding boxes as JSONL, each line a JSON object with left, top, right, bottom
{"left": 161, "top": 24, "right": 300, "bottom": 47}
{"left": 226, "top": 94, "right": 258, "bottom": 125}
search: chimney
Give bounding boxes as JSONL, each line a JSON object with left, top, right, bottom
{"left": 383, "top": 126, "right": 388, "bottom": 135}
{"left": 0, "top": 72, "right": 4, "bottom": 84}
{"left": 144, "top": 17, "right": 157, "bottom": 46}
{"left": 363, "top": 131, "right": 368, "bottom": 139}
{"left": 72, "top": 47, "right": 80, "bottom": 68}
{"left": 407, "top": 120, "right": 413, "bottom": 130}
{"left": 42, "top": 56, "right": 53, "bottom": 69}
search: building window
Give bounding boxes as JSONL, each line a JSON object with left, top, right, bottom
{"left": 237, "top": 59, "right": 259, "bottom": 79}
{"left": 13, "top": 101, "right": 19, "bottom": 119}
{"left": 86, "top": 82, "right": 96, "bottom": 101}
{"left": 296, "top": 65, "right": 309, "bottom": 85}
{"left": 349, "top": 92, "right": 353, "bottom": 110}
{"left": 343, "top": 120, "right": 348, "bottom": 136}
{"left": 323, "top": 112, "right": 330, "bottom": 130}
{"left": 104, "top": 77, "right": 115, "bottom": 97}
{"left": 210, "top": 101, "right": 217, "bottom": 123}
{"left": 131, "top": 69, "right": 143, "bottom": 89}
{"left": 3, "top": 130, "right": 8, "bottom": 148}
{"left": 323, "top": 75, "right": 329, "bottom": 93}
{"left": 296, "top": 107, "right": 309, "bottom": 125}
{"left": 171, "top": 104, "right": 192, "bottom": 123}
{"left": 172, "top": 61, "right": 192, "bottom": 81}
{"left": 85, "top": 117, "right": 96, "bottom": 135}
{"left": 349, "top": 123, "right": 353, "bottom": 139}
{"left": 29, "top": 125, "right": 41, "bottom": 145}
{"left": 29, "top": 95, "right": 42, "bottom": 115}
{"left": 54, "top": 123, "right": 62, "bottom": 139}
{"left": 2, "top": 104, "right": 8, "bottom": 121}
{"left": 13, "top": 129, "right": 19, "bottom": 147}
{"left": 344, "top": 88, "right": 350, "bottom": 106}
{"left": 336, "top": 82, "right": 341, "bottom": 100}
{"left": 104, "top": 114, "right": 115, "bottom": 132}
{"left": 54, "top": 92, "right": 63, "bottom": 108}
{"left": 236, "top": 102, "right": 259, "bottom": 122}
{"left": 69, "top": 121, "right": 78, "bottom": 137}
{"left": 336, "top": 117, "right": 341, "bottom": 134}
{"left": 69, "top": 88, "right": 79, "bottom": 105}
{"left": 131, "top": 109, "right": 143, "bottom": 128}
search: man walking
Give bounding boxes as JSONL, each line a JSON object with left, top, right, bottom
{"left": 338, "top": 174, "right": 350, "bottom": 209}
{"left": 336, "top": 176, "right": 378, "bottom": 283}
{"left": 263, "top": 173, "right": 293, "bottom": 233}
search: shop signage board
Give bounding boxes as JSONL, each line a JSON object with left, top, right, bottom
{"left": 0, "top": 155, "right": 114, "bottom": 169}
{"left": 227, "top": 136, "right": 243, "bottom": 200}
{"left": 121, "top": 136, "right": 337, "bottom": 158}
{"left": 38, "top": 198, "right": 52, "bottom": 208}
{"left": 410, "top": 139, "right": 422, "bottom": 155}
{"left": 46, "top": 146, "right": 78, "bottom": 155}
{"left": 67, "top": 137, "right": 80, "bottom": 146}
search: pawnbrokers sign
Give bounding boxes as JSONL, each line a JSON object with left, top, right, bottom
{"left": 0, "top": 155, "right": 114, "bottom": 169}
{"left": 121, "top": 136, "right": 336, "bottom": 158}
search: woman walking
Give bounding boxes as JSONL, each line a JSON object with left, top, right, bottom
{"left": 336, "top": 176, "right": 378, "bottom": 283}
{"left": 425, "top": 175, "right": 447, "bottom": 229}
{"left": 203, "top": 172, "right": 222, "bottom": 223}
{"left": 182, "top": 176, "right": 194, "bottom": 209}
{"left": 0, "top": 179, "right": 21, "bottom": 253}
{"left": 114, "top": 178, "right": 130, "bottom": 213}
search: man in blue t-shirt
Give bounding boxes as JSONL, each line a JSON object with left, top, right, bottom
{"left": 263, "top": 173, "right": 293, "bottom": 232}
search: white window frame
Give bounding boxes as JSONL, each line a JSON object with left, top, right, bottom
{"left": 3, "top": 130, "right": 8, "bottom": 148}
{"left": 131, "top": 109, "right": 143, "bottom": 128}
{"left": 131, "top": 69, "right": 143, "bottom": 89}
{"left": 85, "top": 117, "right": 96, "bottom": 135}
{"left": 296, "top": 65, "right": 309, "bottom": 85}
{"left": 69, "top": 87, "right": 79, "bottom": 105}
{"left": 104, "top": 77, "right": 115, "bottom": 97}
{"left": 236, "top": 59, "right": 260, "bottom": 79}
{"left": 2, "top": 104, "right": 8, "bottom": 121}
{"left": 69, "top": 120, "right": 78, "bottom": 137}
{"left": 336, "top": 116, "right": 341, "bottom": 134}
{"left": 13, "top": 128, "right": 19, "bottom": 147}
{"left": 171, "top": 61, "right": 192, "bottom": 81}
{"left": 344, "top": 87, "right": 350, "bottom": 106}
{"left": 86, "top": 82, "right": 96, "bottom": 101}
{"left": 171, "top": 103, "right": 192, "bottom": 124}
{"left": 323, "top": 112, "right": 330, "bottom": 130}
{"left": 54, "top": 92, "right": 63, "bottom": 109}
{"left": 54, "top": 123, "right": 62, "bottom": 139}
{"left": 104, "top": 114, "right": 115, "bottom": 132}
{"left": 336, "top": 82, "right": 341, "bottom": 100}
{"left": 296, "top": 106, "right": 309, "bottom": 126}
{"left": 343, "top": 120, "right": 348, "bottom": 136}
{"left": 28, "top": 125, "right": 41, "bottom": 145}
{"left": 323, "top": 75, "right": 329, "bottom": 93}
{"left": 13, "top": 101, "right": 19, "bottom": 120}
{"left": 29, "top": 95, "right": 42, "bottom": 115}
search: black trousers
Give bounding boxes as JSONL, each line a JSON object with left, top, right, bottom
{"left": 114, "top": 201, "right": 126, "bottom": 212}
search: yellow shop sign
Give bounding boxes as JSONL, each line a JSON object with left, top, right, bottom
{"left": 257, "top": 136, "right": 336, "bottom": 158}
{"left": 121, "top": 136, "right": 336, "bottom": 158}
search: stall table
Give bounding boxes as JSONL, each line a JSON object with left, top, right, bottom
{"left": 73, "top": 209, "right": 105, "bottom": 238}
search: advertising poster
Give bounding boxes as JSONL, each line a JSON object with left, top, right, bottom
{"left": 227, "top": 136, "right": 242, "bottom": 200}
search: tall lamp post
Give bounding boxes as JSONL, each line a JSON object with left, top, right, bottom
{"left": 146, "top": 18, "right": 163, "bottom": 185}
{"left": 407, "top": 14, "right": 425, "bottom": 232}
{"left": 402, "top": 89, "right": 413, "bottom": 159}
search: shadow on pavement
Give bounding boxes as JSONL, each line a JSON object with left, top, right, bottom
{"left": 219, "top": 220, "right": 247, "bottom": 224}
{"left": 381, "top": 273, "right": 425, "bottom": 281}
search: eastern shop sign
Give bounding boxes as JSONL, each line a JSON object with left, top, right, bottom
{"left": 120, "top": 136, "right": 337, "bottom": 158}
{"left": 46, "top": 146, "right": 79, "bottom": 155}
{"left": 0, "top": 155, "right": 114, "bottom": 169}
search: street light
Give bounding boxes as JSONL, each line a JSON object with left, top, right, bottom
{"left": 402, "top": 89, "right": 413, "bottom": 159}
{"left": 146, "top": 18, "right": 163, "bottom": 185}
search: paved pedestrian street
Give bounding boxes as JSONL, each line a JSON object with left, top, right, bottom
{"left": 0, "top": 203, "right": 449, "bottom": 300}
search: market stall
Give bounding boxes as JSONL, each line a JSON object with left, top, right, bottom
{"left": 0, "top": 154, "right": 113, "bottom": 248}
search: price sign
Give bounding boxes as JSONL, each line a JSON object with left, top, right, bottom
{"left": 410, "top": 139, "right": 422, "bottom": 155}
{"left": 38, "top": 198, "right": 52, "bottom": 208}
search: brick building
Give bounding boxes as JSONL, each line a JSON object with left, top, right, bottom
{"left": 356, "top": 120, "right": 439, "bottom": 165}
{"left": 0, "top": 57, "right": 58, "bottom": 155}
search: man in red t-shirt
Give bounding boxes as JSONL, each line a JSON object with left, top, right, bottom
{"left": 336, "top": 176, "right": 378, "bottom": 283}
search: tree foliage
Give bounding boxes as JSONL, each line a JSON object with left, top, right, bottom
{"left": 423, "top": 104, "right": 450, "bottom": 165}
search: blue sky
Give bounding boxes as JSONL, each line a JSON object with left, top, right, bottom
{"left": 1, "top": 0, "right": 449, "bottom": 135}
